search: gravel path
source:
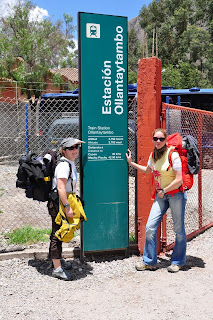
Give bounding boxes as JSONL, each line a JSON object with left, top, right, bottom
{"left": 0, "top": 227, "right": 212, "bottom": 320}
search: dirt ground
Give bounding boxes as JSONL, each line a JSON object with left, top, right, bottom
{"left": 0, "top": 227, "right": 212, "bottom": 320}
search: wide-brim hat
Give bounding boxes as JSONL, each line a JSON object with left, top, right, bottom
{"left": 61, "top": 138, "right": 85, "bottom": 149}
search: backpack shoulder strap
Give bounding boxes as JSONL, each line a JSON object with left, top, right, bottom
{"left": 167, "top": 149, "right": 173, "bottom": 171}
{"left": 56, "top": 159, "right": 73, "bottom": 192}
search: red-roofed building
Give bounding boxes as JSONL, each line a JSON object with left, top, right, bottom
{"left": 49, "top": 68, "right": 78, "bottom": 84}
{"left": 0, "top": 80, "right": 22, "bottom": 102}
{"left": 44, "top": 68, "right": 78, "bottom": 94}
{"left": 0, "top": 68, "right": 79, "bottom": 102}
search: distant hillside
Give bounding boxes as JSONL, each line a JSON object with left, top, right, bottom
{"left": 128, "top": 16, "right": 145, "bottom": 44}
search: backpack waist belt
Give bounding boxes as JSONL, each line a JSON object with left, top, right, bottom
{"left": 164, "top": 185, "right": 184, "bottom": 196}
{"left": 152, "top": 185, "right": 184, "bottom": 199}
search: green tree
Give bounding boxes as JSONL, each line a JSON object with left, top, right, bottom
{"left": 138, "top": 0, "right": 213, "bottom": 87}
{"left": 161, "top": 65, "right": 181, "bottom": 88}
{"left": 128, "top": 28, "right": 142, "bottom": 73}
{"left": 0, "top": 0, "right": 76, "bottom": 99}
{"left": 173, "top": 7, "right": 189, "bottom": 36}
{"left": 180, "top": 25, "right": 212, "bottom": 85}
{"left": 178, "top": 61, "right": 201, "bottom": 88}
{"left": 128, "top": 70, "right": 138, "bottom": 84}
{"left": 180, "top": 26, "right": 210, "bottom": 63}
{"left": 139, "top": 0, "right": 166, "bottom": 29}
{"left": 162, "top": 62, "right": 203, "bottom": 88}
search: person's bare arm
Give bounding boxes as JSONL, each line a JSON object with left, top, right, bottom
{"left": 57, "top": 178, "right": 73, "bottom": 218}
{"left": 126, "top": 149, "right": 151, "bottom": 174}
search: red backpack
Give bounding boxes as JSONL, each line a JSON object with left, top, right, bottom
{"left": 167, "top": 133, "right": 193, "bottom": 191}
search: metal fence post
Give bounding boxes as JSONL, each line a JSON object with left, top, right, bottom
{"left": 198, "top": 113, "right": 203, "bottom": 229}
{"left": 25, "top": 103, "right": 29, "bottom": 155}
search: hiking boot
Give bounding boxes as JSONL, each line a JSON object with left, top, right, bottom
{"left": 52, "top": 267, "right": 73, "bottom": 281}
{"left": 167, "top": 264, "right": 181, "bottom": 273}
{"left": 61, "top": 259, "right": 72, "bottom": 270}
{"left": 135, "top": 262, "right": 157, "bottom": 271}
{"left": 50, "top": 259, "right": 72, "bottom": 270}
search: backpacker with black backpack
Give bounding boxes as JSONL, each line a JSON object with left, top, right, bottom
{"left": 166, "top": 133, "right": 200, "bottom": 191}
{"left": 16, "top": 150, "right": 58, "bottom": 202}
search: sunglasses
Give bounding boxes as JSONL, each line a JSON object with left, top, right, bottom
{"left": 153, "top": 137, "right": 166, "bottom": 142}
{"left": 66, "top": 144, "right": 79, "bottom": 150}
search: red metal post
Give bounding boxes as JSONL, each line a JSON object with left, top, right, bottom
{"left": 198, "top": 113, "right": 203, "bottom": 229}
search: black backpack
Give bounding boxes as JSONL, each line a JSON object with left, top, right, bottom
{"left": 16, "top": 150, "right": 58, "bottom": 202}
{"left": 182, "top": 135, "right": 200, "bottom": 174}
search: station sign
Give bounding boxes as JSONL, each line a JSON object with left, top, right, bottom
{"left": 78, "top": 12, "right": 128, "bottom": 251}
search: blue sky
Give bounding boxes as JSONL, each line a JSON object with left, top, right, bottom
{"left": 35, "top": 0, "right": 152, "bottom": 39}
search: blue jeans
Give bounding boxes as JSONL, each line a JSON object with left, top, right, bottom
{"left": 143, "top": 192, "right": 187, "bottom": 266}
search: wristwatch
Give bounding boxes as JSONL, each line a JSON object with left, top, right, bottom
{"left": 64, "top": 203, "right": 70, "bottom": 208}
{"left": 161, "top": 189, "right": 165, "bottom": 195}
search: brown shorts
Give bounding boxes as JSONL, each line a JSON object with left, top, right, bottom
{"left": 47, "top": 200, "right": 62, "bottom": 260}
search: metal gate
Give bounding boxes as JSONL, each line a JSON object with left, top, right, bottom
{"left": 161, "top": 103, "right": 213, "bottom": 251}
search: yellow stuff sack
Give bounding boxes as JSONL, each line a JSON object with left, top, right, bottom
{"left": 55, "top": 193, "right": 87, "bottom": 242}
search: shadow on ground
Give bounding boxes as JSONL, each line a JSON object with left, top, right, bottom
{"left": 85, "top": 252, "right": 128, "bottom": 263}
{"left": 157, "top": 254, "right": 205, "bottom": 271}
{"left": 28, "top": 258, "right": 93, "bottom": 281}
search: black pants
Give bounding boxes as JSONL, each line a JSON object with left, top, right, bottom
{"left": 47, "top": 200, "right": 62, "bottom": 260}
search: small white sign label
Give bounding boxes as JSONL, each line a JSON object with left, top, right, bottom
{"left": 86, "top": 23, "right": 100, "bottom": 38}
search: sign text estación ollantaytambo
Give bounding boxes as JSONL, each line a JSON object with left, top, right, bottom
{"left": 102, "top": 26, "right": 125, "bottom": 116}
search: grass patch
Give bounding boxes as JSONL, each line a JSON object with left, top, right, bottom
{"left": 129, "top": 233, "right": 135, "bottom": 244}
{"left": 0, "top": 188, "right": 5, "bottom": 196}
{"left": 4, "top": 225, "right": 51, "bottom": 245}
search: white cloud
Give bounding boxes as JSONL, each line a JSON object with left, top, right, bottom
{"left": 29, "top": 6, "right": 49, "bottom": 22}
{"left": 0, "top": 0, "right": 49, "bottom": 22}
{"left": 0, "top": 0, "right": 17, "bottom": 17}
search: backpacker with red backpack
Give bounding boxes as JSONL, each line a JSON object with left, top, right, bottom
{"left": 166, "top": 133, "right": 200, "bottom": 191}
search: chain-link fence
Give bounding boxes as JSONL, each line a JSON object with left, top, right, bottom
{"left": 127, "top": 95, "right": 138, "bottom": 241}
{"left": 0, "top": 92, "right": 137, "bottom": 252}
{"left": 162, "top": 103, "right": 213, "bottom": 250}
